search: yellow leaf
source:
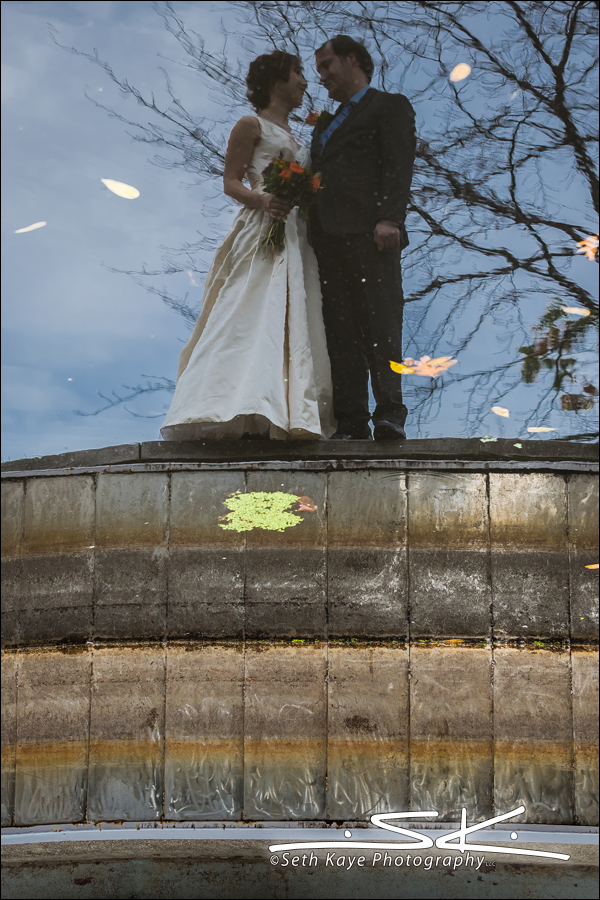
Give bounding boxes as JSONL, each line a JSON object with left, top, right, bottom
{"left": 101, "top": 178, "right": 140, "bottom": 199}
{"left": 491, "top": 406, "right": 510, "bottom": 418}
{"left": 14, "top": 221, "right": 46, "bottom": 233}
{"left": 390, "top": 360, "right": 415, "bottom": 374}
{"left": 527, "top": 426, "right": 556, "bottom": 433}
{"left": 561, "top": 307, "right": 591, "bottom": 316}
{"left": 450, "top": 63, "right": 471, "bottom": 82}
{"left": 585, "top": 563, "right": 599, "bottom": 569}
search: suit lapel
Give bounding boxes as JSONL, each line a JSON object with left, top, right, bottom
{"left": 320, "top": 88, "right": 378, "bottom": 161}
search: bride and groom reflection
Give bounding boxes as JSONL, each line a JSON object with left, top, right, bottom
{"left": 160, "top": 35, "right": 416, "bottom": 444}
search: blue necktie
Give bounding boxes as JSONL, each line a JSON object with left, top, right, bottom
{"left": 319, "top": 101, "right": 353, "bottom": 150}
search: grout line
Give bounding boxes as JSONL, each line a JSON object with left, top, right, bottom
{"left": 91, "top": 473, "right": 97, "bottom": 642}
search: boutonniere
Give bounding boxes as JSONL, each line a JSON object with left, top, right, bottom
{"left": 305, "top": 109, "right": 335, "bottom": 130}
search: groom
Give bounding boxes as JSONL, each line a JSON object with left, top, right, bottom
{"left": 310, "top": 35, "right": 416, "bottom": 440}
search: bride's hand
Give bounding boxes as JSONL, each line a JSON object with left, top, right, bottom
{"left": 258, "top": 193, "right": 292, "bottom": 220}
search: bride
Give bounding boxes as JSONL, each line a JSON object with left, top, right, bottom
{"left": 160, "top": 50, "right": 336, "bottom": 442}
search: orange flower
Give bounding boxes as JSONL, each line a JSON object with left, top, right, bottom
{"left": 289, "top": 161, "right": 304, "bottom": 173}
{"left": 311, "top": 176, "right": 321, "bottom": 191}
{"left": 305, "top": 110, "right": 320, "bottom": 126}
{"left": 279, "top": 169, "right": 292, "bottom": 180}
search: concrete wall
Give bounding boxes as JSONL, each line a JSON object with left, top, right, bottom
{"left": 1, "top": 642, "right": 598, "bottom": 828}
{"left": 2, "top": 469, "right": 598, "bottom": 643}
{"left": 1, "top": 456, "right": 598, "bottom": 834}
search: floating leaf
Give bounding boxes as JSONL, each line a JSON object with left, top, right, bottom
{"left": 295, "top": 496, "right": 317, "bottom": 512}
{"left": 392, "top": 355, "right": 458, "bottom": 377}
{"left": 527, "top": 426, "right": 556, "bottom": 433}
{"left": 585, "top": 564, "right": 599, "bottom": 569}
{"left": 390, "top": 360, "right": 415, "bottom": 374}
{"left": 480, "top": 435, "right": 497, "bottom": 443}
{"left": 561, "top": 394, "right": 595, "bottom": 412}
{"left": 514, "top": 443, "right": 523, "bottom": 448}
{"left": 101, "top": 178, "right": 140, "bottom": 199}
{"left": 14, "top": 221, "right": 46, "bottom": 233}
{"left": 575, "top": 235, "right": 599, "bottom": 261}
{"left": 491, "top": 406, "right": 510, "bottom": 418}
{"left": 449, "top": 63, "right": 471, "bottom": 82}
{"left": 561, "top": 307, "right": 591, "bottom": 316}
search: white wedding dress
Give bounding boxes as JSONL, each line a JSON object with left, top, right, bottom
{"left": 160, "top": 117, "right": 336, "bottom": 442}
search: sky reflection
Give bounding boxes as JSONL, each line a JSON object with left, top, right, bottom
{"left": 1, "top": 1, "right": 598, "bottom": 460}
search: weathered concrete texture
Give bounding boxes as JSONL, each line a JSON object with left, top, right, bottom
{"left": 88, "top": 648, "right": 165, "bottom": 822}
{"left": 94, "top": 548, "right": 167, "bottom": 639}
{"left": 1, "top": 655, "right": 18, "bottom": 826}
{"left": 493, "top": 648, "right": 572, "bottom": 824}
{"left": 1, "top": 480, "right": 23, "bottom": 556}
{"left": 19, "top": 554, "right": 94, "bottom": 642}
{"left": 95, "top": 473, "right": 168, "bottom": 549}
{"left": 244, "top": 644, "right": 327, "bottom": 820}
{"left": 490, "top": 474, "right": 570, "bottom": 639}
{"left": 170, "top": 471, "right": 246, "bottom": 548}
{"left": 328, "top": 472, "right": 407, "bottom": 638}
{"left": 410, "top": 646, "right": 492, "bottom": 821}
{"left": 0, "top": 443, "right": 140, "bottom": 473}
{"left": 409, "top": 550, "right": 491, "bottom": 637}
{"left": 2, "top": 469, "right": 598, "bottom": 646}
{"left": 165, "top": 645, "right": 243, "bottom": 819}
{"left": 409, "top": 475, "right": 491, "bottom": 638}
{"left": 491, "top": 551, "right": 570, "bottom": 639}
{"left": 93, "top": 475, "right": 169, "bottom": 638}
{"left": 572, "top": 650, "right": 599, "bottom": 826}
{"left": 2, "top": 643, "right": 599, "bottom": 827}
{"left": 245, "top": 472, "right": 327, "bottom": 639}
{"left": 23, "top": 476, "right": 95, "bottom": 555}
{"left": 408, "top": 473, "right": 489, "bottom": 550}
{"left": 167, "top": 549, "right": 245, "bottom": 639}
{"left": 14, "top": 650, "right": 90, "bottom": 826}
{"left": 569, "top": 476, "right": 600, "bottom": 639}
{"left": 2, "top": 855, "right": 599, "bottom": 900}
{"left": 327, "top": 644, "right": 408, "bottom": 820}
{"left": 5, "top": 437, "right": 596, "bottom": 471}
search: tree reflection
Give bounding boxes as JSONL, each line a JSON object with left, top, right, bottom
{"left": 52, "top": 1, "right": 598, "bottom": 438}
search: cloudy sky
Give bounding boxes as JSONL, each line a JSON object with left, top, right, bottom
{"left": 1, "top": 1, "right": 597, "bottom": 461}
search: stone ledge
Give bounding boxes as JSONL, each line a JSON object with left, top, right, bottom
{"left": 1, "top": 439, "right": 597, "bottom": 473}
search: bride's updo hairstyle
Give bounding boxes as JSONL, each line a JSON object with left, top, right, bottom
{"left": 246, "top": 50, "right": 302, "bottom": 112}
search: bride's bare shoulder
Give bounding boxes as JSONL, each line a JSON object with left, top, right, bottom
{"left": 229, "top": 115, "right": 261, "bottom": 140}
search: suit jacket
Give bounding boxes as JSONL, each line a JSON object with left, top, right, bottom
{"left": 309, "top": 87, "right": 416, "bottom": 249}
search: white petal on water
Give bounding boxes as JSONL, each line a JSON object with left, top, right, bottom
{"left": 527, "top": 427, "right": 556, "bottom": 433}
{"left": 561, "top": 307, "right": 591, "bottom": 316}
{"left": 491, "top": 406, "right": 510, "bottom": 418}
{"left": 450, "top": 63, "right": 471, "bottom": 82}
{"left": 14, "top": 221, "right": 46, "bottom": 233}
{"left": 101, "top": 178, "right": 140, "bottom": 199}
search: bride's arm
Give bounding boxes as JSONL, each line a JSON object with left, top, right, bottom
{"left": 223, "top": 117, "right": 291, "bottom": 220}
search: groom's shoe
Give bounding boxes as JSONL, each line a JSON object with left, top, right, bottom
{"left": 330, "top": 425, "right": 373, "bottom": 440}
{"left": 373, "top": 420, "right": 407, "bottom": 441}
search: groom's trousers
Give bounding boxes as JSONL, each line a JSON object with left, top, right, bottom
{"left": 311, "top": 220, "right": 408, "bottom": 433}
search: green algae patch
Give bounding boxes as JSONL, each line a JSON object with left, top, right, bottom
{"left": 219, "top": 491, "right": 305, "bottom": 532}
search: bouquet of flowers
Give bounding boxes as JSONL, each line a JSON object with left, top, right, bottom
{"left": 261, "top": 156, "right": 321, "bottom": 251}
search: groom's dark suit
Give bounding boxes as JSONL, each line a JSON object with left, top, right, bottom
{"left": 309, "top": 87, "right": 416, "bottom": 436}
